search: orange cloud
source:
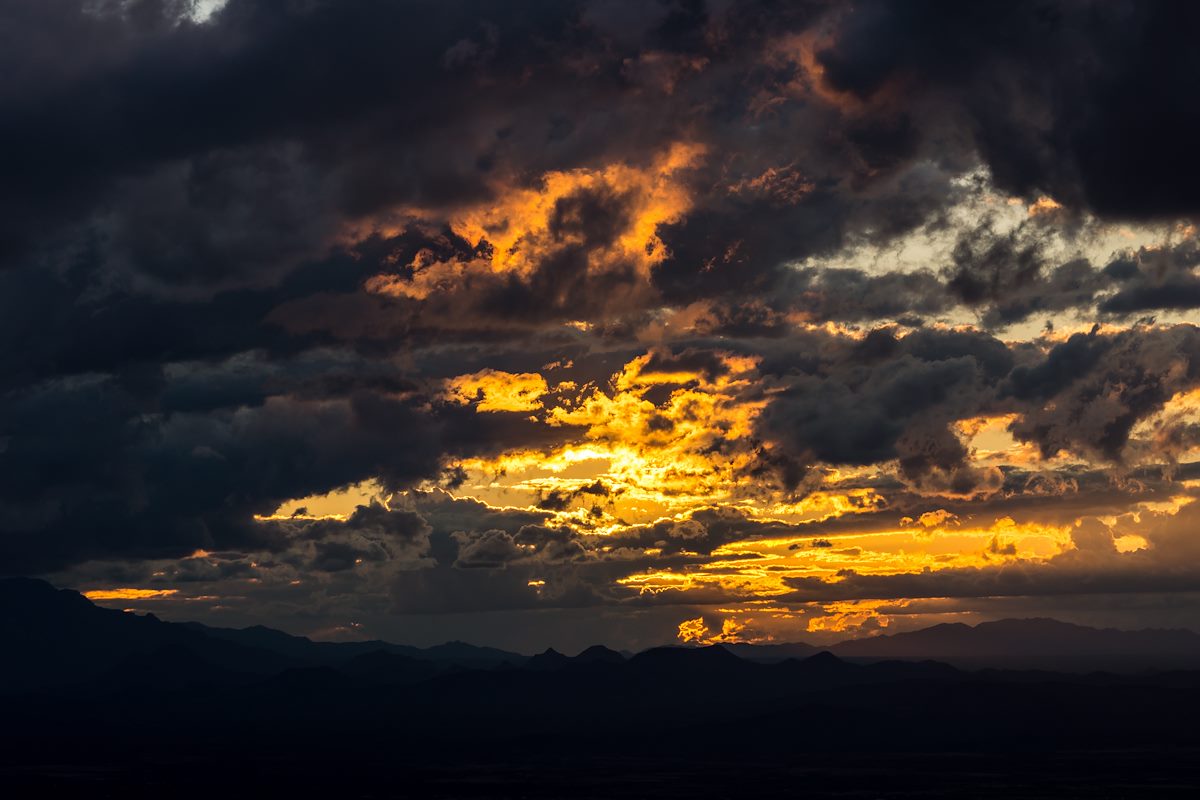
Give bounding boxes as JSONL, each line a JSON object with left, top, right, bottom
{"left": 365, "top": 143, "right": 705, "bottom": 302}
{"left": 84, "top": 588, "right": 179, "bottom": 601}
{"left": 677, "top": 615, "right": 749, "bottom": 645}
{"left": 1028, "top": 195, "right": 1064, "bottom": 217}
{"left": 445, "top": 369, "right": 549, "bottom": 412}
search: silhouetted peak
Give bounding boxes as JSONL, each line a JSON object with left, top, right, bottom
{"left": 0, "top": 577, "right": 91, "bottom": 613}
{"left": 632, "top": 644, "right": 743, "bottom": 668}
{"left": 0, "top": 576, "right": 57, "bottom": 595}
{"left": 832, "top": 617, "right": 1200, "bottom": 668}
{"left": 724, "top": 641, "right": 821, "bottom": 663}
{"left": 803, "top": 650, "right": 843, "bottom": 666}
{"left": 240, "top": 623, "right": 312, "bottom": 641}
{"left": 421, "top": 641, "right": 525, "bottom": 663}
{"left": 574, "top": 645, "right": 625, "bottom": 663}
{"left": 917, "top": 623, "right": 973, "bottom": 636}
{"left": 978, "top": 618, "right": 1085, "bottom": 634}
{"left": 525, "top": 647, "right": 570, "bottom": 670}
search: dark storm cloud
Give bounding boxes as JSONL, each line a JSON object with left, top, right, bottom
{"left": 0, "top": 380, "right": 435, "bottom": 572}
{"left": 536, "top": 480, "right": 614, "bottom": 513}
{"left": 6, "top": 0, "right": 1200, "bottom": 644}
{"left": 817, "top": 0, "right": 1200, "bottom": 221}
{"left": 0, "top": 367, "right": 582, "bottom": 572}
{"left": 607, "top": 506, "right": 800, "bottom": 556}
{"left": 4, "top": 0, "right": 1190, "bottom": 396}
{"left": 739, "top": 320, "right": 1200, "bottom": 496}
{"left": 1007, "top": 324, "right": 1200, "bottom": 462}
{"left": 0, "top": 0, "right": 598, "bottom": 269}
{"left": 265, "top": 504, "right": 434, "bottom": 573}
{"left": 935, "top": 226, "right": 1200, "bottom": 327}
{"left": 1099, "top": 240, "right": 1200, "bottom": 314}
{"left": 750, "top": 326, "right": 1013, "bottom": 493}
{"left": 451, "top": 524, "right": 587, "bottom": 569}
{"left": 778, "top": 267, "right": 950, "bottom": 324}
{"left": 0, "top": 232, "right": 413, "bottom": 393}
{"left": 411, "top": 490, "right": 554, "bottom": 537}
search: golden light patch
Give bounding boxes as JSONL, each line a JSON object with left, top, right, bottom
{"left": 955, "top": 412, "right": 1062, "bottom": 469}
{"left": 901, "top": 509, "right": 960, "bottom": 530}
{"left": 258, "top": 479, "right": 389, "bottom": 521}
{"left": 365, "top": 142, "right": 704, "bottom": 300}
{"left": 617, "top": 515, "right": 1076, "bottom": 602}
{"left": 458, "top": 142, "right": 703, "bottom": 278}
{"left": 1113, "top": 534, "right": 1150, "bottom": 553}
{"left": 766, "top": 487, "right": 888, "bottom": 524}
{"left": 677, "top": 616, "right": 749, "bottom": 644}
{"left": 450, "top": 350, "right": 766, "bottom": 522}
{"left": 445, "top": 369, "right": 549, "bottom": 412}
{"left": 1027, "top": 196, "right": 1063, "bottom": 217}
{"left": 676, "top": 600, "right": 914, "bottom": 645}
{"left": 805, "top": 600, "right": 893, "bottom": 634}
{"left": 1036, "top": 322, "right": 1133, "bottom": 343}
{"left": 84, "top": 588, "right": 179, "bottom": 601}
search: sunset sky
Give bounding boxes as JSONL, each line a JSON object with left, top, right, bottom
{"left": 5, "top": 0, "right": 1200, "bottom": 653}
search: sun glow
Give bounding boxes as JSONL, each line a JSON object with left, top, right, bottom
{"left": 250, "top": 330, "right": 1200, "bottom": 632}
{"left": 449, "top": 349, "right": 767, "bottom": 522}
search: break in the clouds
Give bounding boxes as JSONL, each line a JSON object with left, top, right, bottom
{"left": 4, "top": 0, "right": 1200, "bottom": 651}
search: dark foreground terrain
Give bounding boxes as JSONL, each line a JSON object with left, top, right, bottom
{"left": 4, "top": 578, "right": 1199, "bottom": 798}
{"left": 6, "top": 751, "right": 1200, "bottom": 799}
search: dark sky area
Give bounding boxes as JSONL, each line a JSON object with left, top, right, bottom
{"left": 4, "top": 0, "right": 1200, "bottom": 652}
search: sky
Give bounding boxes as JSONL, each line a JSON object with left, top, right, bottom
{"left": 4, "top": 0, "right": 1200, "bottom": 653}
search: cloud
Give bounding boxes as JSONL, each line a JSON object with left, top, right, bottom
{"left": 8, "top": 0, "right": 1200, "bottom": 647}
{"left": 816, "top": 0, "right": 1200, "bottom": 220}
{"left": 1007, "top": 324, "right": 1200, "bottom": 462}
{"left": 781, "top": 508, "right": 1200, "bottom": 604}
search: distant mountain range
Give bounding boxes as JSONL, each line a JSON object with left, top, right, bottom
{"left": 0, "top": 577, "right": 526, "bottom": 690}
{"left": 732, "top": 618, "right": 1200, "bottom": 670}
{"left": 827, "top": 617, "right": 1200, "bottom": 670}
{"left": 6, "top": 578, "right": 1200, "bottom": 692}
{"left": 5, "top": 577, "right": 1200, "bottom": 796}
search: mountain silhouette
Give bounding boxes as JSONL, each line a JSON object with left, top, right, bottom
{"left": 630, "top": 644, "right": 746, "bottom": 672}
{"left": 723, "top": 640, "right": 821, "bottom": 662}
{"left": 10, "top": 578, "right": 1200, "bottom": 685}
{"left": 828, "top": 617, "right": 1200, "bottom": 670}
{"left": 525, "top": 647, "right": 571, "bottom": 670}
{"left": 0, "top": 577, "right": 529, "bottom": 691}
{"left": 0, "top": 577, "right": 297, "bottom": 688}
{"left": 185, "top": 622, "right": 525, "bottom": 666}
{"left": 6, "top": 578, "right": 1200, "bottom": 797}
{"left": 574, "top": 644, "right": 625, "bottom": 664}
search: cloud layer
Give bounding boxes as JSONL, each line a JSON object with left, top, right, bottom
{"left": 4, "top": 0, "right": 1200, "bottom": 650}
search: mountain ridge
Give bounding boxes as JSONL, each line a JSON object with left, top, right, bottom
{"left": 6, "top": 576, "right": 1200, "bottom": 790}
{"left": 6, "top": 578, "right": 1200, "bottom": 686}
